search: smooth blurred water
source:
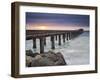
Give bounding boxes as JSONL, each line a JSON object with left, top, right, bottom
{"left": 26, "top": 32, "right": 89, "bottom": 65}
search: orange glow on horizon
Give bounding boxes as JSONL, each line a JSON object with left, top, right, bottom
{"left": 38, "top": 26, "right": 47, "bottom": 30}
{"left": 26, "top": 24, "right": 89, "bottom": 31}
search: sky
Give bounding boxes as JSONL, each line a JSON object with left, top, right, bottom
{"left": 26, "top": 12, "right": 89, "bottom": 31}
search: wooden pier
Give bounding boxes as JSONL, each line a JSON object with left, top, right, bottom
{"left": 26, "top": 29, "right": 84, "bottom": 53}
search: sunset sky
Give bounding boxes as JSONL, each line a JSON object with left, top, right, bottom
{"left": 26, "top": 12, "right": 89, "bottom": 31}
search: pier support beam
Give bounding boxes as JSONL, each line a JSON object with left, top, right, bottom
{"left": 69, "top": 32, "right": 71, "bottom": 40}
{"left": 51, "top": 36, "right": 55, "bottom": 49}
{"left": 71, "top": 32, "right": 74, "bottom": 39}
{"left": 55, "top": 35, "right": 57, "bottom": 40}
{"left": 58, "top": 35, "right": 61, "bottom": 45}
{"left": 33, "top": 38, "right": 36, "bottom": 48}
{"left": 44, "top": 37, "right": 46, "bottom": 46}
{"left": 40, "top": 37, "right": 44, "bottom": 53}
{"left": 66, "top": 33, "right": 69, "bottom": 41}
{"left": 63, "top": 34, "right": 65, "bottom": 43}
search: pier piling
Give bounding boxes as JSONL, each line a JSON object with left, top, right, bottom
{"left": 55, "top": 35, "right": 57, "bottom": 40}
{"left": 58, "top": 35, "right": 61, "bottom": 45}
{"left": 33, "top": 38, "right": 36, "bottom": 48}
{"left": 66, "top": 33, "right": 69, "bottom": 41}
{"left": 69, "top": 32, "right": 71, "bottom": 40}
{"left": 51, "top": 36, "right": 55, "bottom": 49}
{"left": 40, "top": 37, "right": 44, "bottom": 53}
{"left": 63, "top": 34, "right": 65, "bottom": 43}
{"left": 44, "top": 37, "right": 46, "bottom": 46}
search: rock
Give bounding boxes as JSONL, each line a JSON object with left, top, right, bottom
{"left": 55, "top": 52, "right": 67, "bottom": 65}
{"left": 31, "top": 57, "right": 55, "bottom": 67}
{"left": 26, "top": 50, "right": 39, "bottom": 57}
{"left": 38, "top": 57, "right": 55, "bottom": 66}
{"left": 41, "top": 51, "right": 58, "bottom": 62}
{"left": 48, "top": 50, "right": 55, "bottom": 54}
{"left": 26, "top": 56, "right": 33, "bottom": 67}
{"left": 30, "top": 51, "right": 67, "bottom": 67}
{"left": 35, "top": 55, "right": 42, "bottom": 60}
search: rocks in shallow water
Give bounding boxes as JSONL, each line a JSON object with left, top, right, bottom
{"left": 41, "top": 51, "right": 58, "bottom": 62}
{"left": 35, "top": 55, "right": 42, "bottom": 60}
{"left": 55, "top": 52, "right": 67, "bottom": 65}
{"left": 31, "top": 56, "right": 55, "bottom": 66}
{"left": 26, "top": 50, "right": 39, "bottom": 57}
{"left": 26, "top": 56, "right": 33, "bottom": 67}
{"left": 26, "top": 50, "right": 67, "bottom": 67}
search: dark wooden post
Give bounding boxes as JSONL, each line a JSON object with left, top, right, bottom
{"left": 44, "top": 37, "right": 46, "bottom": 46}
{"left": 71, "top": 32, "right": 74, "bottom": 39}
{"left": 66, "top": 33, "right": 69, "bottom": 41}
{"left": 55, "top": 35, "right": 57, "bottom": 40}
{"left": 63, "top": 34, "right": 65, "bottom": 43}
{"left": 69, "top": 32, "right": 71, "bottom": 40}
{"left": 51, "top": 36, "right": 55, "bottom": 49}
{"left": 33, "top": 38, "right": 36, "bottom": 48}
{"left": 58, "top": 35, "right": 61, "bottom": 45}
{"left": 40, "top": 37, "right": 44, "bottom": 53}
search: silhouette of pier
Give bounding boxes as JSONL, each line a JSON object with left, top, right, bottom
{"left": 26, "top": 29, "right": 84, "bottom": 53}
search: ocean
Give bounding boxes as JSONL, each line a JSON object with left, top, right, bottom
{"left": 26, "top": 32, "right": 89, "bottom": 65}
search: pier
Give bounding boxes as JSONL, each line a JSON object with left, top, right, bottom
{"left": 26, "top": 29, "right": 84, "bottom": 53}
